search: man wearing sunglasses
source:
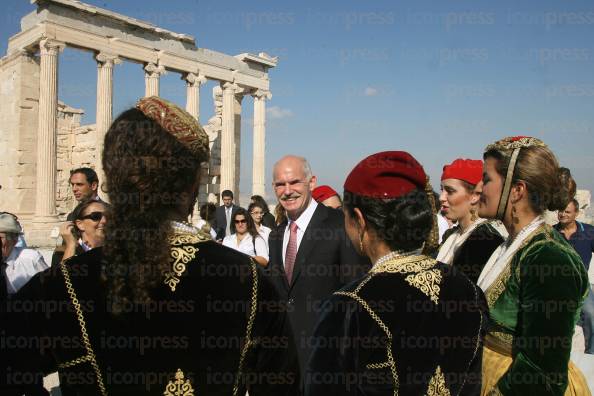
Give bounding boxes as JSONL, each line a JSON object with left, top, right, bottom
{"left": 0, "top": 213, "right": 48, "bottom": 295}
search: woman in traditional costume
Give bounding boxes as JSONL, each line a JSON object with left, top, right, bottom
{"left": 437, "top": 158, "right": 506, "bottom": 283}
{"left": 0, "top": 97, "right": 298, "bottom": 396}
{"left": 305, "top": 151, "right": 487, "bottom": 395}
{"left": 477, "top": 136, "right": 590, "bottom": 395}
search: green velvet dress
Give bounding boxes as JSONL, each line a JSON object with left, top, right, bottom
{"left": 482, "top": 224, "right": 590, "bottom": 395}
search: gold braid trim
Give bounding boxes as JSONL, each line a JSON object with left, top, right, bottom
{"left": 232, "top": 258, "right": 259, "bottom": 396}
{"left": 58, "top": 262, "right": 107, "bottom": 396}
{"left": 423, "top": 176, "right": 439, "bottom": 256}
{"left": 335, "top": 288, "right": 399, "bottom": 396}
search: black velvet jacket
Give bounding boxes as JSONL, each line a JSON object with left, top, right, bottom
{"left": 1, "top": 232, "right": 299, "bottom": 396}
{"left": 305, "top": 255, "right": 487, "bottom": 396}
{"left": 441, "top": 221, "right": 504, "bottom": 284}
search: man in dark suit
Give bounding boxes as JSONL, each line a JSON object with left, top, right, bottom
{"left": 214, "top": 189, "right": 241, "bottom": 241}
{"left": 268, "top": 155, "right": 369, "bottom": 383}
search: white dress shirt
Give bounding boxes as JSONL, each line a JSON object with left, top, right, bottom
{"left": 223, "top": 233, "right": 269, "bottom": 261}
{"left": 5, "top": 246, "right": 49, "bottom": 294}
{"left": 282, "top": 199, "right": 318, "bottom": 265}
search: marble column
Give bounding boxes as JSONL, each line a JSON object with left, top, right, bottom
{"left": 220, "top": 82, "right": 238, "bottom": 198}
{"left": 35, "top": 39, "right": 63, "bottom": 219}
{"left": 144, "top": 62, "right": 165, "bottom": 97}
{"left": 184, "top": 73, "right": 207, "bottom": 122}
{"left": 95, "top": 52, "right": 120, "bottom": 190}
{"left": 251, "top": 90, "right": 271, "bottom": 197}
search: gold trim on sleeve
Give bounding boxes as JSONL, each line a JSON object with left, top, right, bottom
{"left": 164, "top": 368, "right": 195, "bottom": 396}
{"left": 335, "top": 289, "right": 399, "bottom": 395}
{"left": 59, "top": 262, "right": 107, "bottom": 396}
{"left": 425, "top": 366, "right": 451, "bottom": 396}
{"left": 232, "top": 258, "right": 259, "bottom": 396}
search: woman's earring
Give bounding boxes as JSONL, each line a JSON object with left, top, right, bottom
{"left": 512, "top": 204, "right": 519, "bottom": 225}
{"left": 470, "top": 207, "right": 478, "bottom": 222}
{"left": 359, "top": 233, "right": 364, "bottom": 254}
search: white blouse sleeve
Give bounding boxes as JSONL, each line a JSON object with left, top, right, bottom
{"left": 253, "top": 235, "right": 269, "bottom": 261}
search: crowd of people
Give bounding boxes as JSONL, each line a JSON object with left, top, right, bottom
{"left": 1, "top": 97, "right": 594, "bottom": 396}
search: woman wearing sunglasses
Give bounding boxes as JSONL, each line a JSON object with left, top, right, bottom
{"left": 59, "top": 199, "right": 108, "bottom": 262}
{"left": 223, "top": 208, "right": 269, "bottom": 266}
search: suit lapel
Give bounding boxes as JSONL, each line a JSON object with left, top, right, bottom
{"left": 290, "top": 205, "right": 327, "bottom": 287}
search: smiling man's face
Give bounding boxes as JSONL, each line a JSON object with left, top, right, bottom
{"left": 273, "top": 156, "right": 316, "bottom": 221}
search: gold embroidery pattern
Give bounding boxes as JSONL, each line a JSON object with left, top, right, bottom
{"left": 59, "top": 262, "right": 107, "bottom": 396}
{"left": 370, "top": 255, "right": 437, "bottom": 274}
{"left": 405, "top": 269, "right": 442, "bottom": 304}
{"left": 335, "top": 290, "right": 399, "bottom": 395}
{"left": 164, "top": 232, "right": 209, "bottom": 292}
{"left": 232, "top": 258, "right": 259, "bottom": 396}
{"left": 425, "top": 366, "right": 451, "bottom": 396}
{"left": 485, "top": 224, "right": 547, "bottom": 308}
{"left": 164, "top": 368, "right": 195, "bottom": 396}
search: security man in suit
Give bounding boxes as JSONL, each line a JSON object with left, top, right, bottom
{"left": 268, "top": 155, "right": 370, "bottom": 385}
{"left": 214, "top": 190, "right": 242, "bottom": 241}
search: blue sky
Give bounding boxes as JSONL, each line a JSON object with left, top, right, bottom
{"left": 2, "top": 0, "right": 594, "bottom": 204}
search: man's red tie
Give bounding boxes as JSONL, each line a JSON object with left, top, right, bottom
{"left": 285, "top": 222, "right": 298, "bottom": 283}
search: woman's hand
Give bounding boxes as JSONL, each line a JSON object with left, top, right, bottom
{"left": 59, "top": 222, "right": 77, "bottom": 247}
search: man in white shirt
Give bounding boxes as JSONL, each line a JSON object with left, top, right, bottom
{"left": 267, "top": 155, "right": 369, "bottom": 382}
{"left": 0, "top": 213, "right": 48, "bottom": 295}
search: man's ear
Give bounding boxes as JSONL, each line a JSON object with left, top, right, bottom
{"left": 309, "top": 175, "right": 317, "bottom": 191}
{"left": 91, "top": 181, "right": 98, "bottom": 192}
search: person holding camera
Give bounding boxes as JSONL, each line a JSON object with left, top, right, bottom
{"left": 52, "top": 199, "right": 108, "bottom": 265}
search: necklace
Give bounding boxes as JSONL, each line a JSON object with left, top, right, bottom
{"left": 170, "top": 220, "right": 201, "bottom": 235}
{"left": 372, "top": 248, "right": 423, "bottom": 271}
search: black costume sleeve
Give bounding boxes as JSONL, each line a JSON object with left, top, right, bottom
{"left": 243, "top": 265, "right": 300, "bottom": 396}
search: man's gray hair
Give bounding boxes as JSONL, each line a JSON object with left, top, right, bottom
{"left": 273, "top": 155, "right": 313, "bottom": 180}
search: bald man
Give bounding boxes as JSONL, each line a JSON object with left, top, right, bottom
{"left": 268, "top": 155, "right": 369, "bottom": 385}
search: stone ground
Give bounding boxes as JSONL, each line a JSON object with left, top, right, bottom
{"left": 37, "top": 249, "right": 594, "bottom": 393}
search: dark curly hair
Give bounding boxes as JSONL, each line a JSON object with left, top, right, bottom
{"left": 343, "top": 189, "right": 435, "bottom": 253}
{"left": 102, "top": 108, "right": 204, "bottom": 312}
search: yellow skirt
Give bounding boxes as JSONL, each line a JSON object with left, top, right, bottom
{"left": 481, "top": 345, "right": 591, "bottom": 395}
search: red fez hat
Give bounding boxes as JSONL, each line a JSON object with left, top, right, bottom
{"left": 312, "top": 185, "right": 338, "bottom": 202}
{"left": 344, "top": 151, "right": 427, "bottom": 198}
{"left": 441, "top": 159, "right": 483, "bottom": 185}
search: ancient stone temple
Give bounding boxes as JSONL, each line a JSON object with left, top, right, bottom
{"left": 0, "top": 0, "right": 277, "bottom": 246}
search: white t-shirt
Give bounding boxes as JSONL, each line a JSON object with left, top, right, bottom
{"left": 223, "top": 233, "right": 269, "bottom": 261}
{"left": 5, "top": 246, "right": 49, "bottom": 294}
